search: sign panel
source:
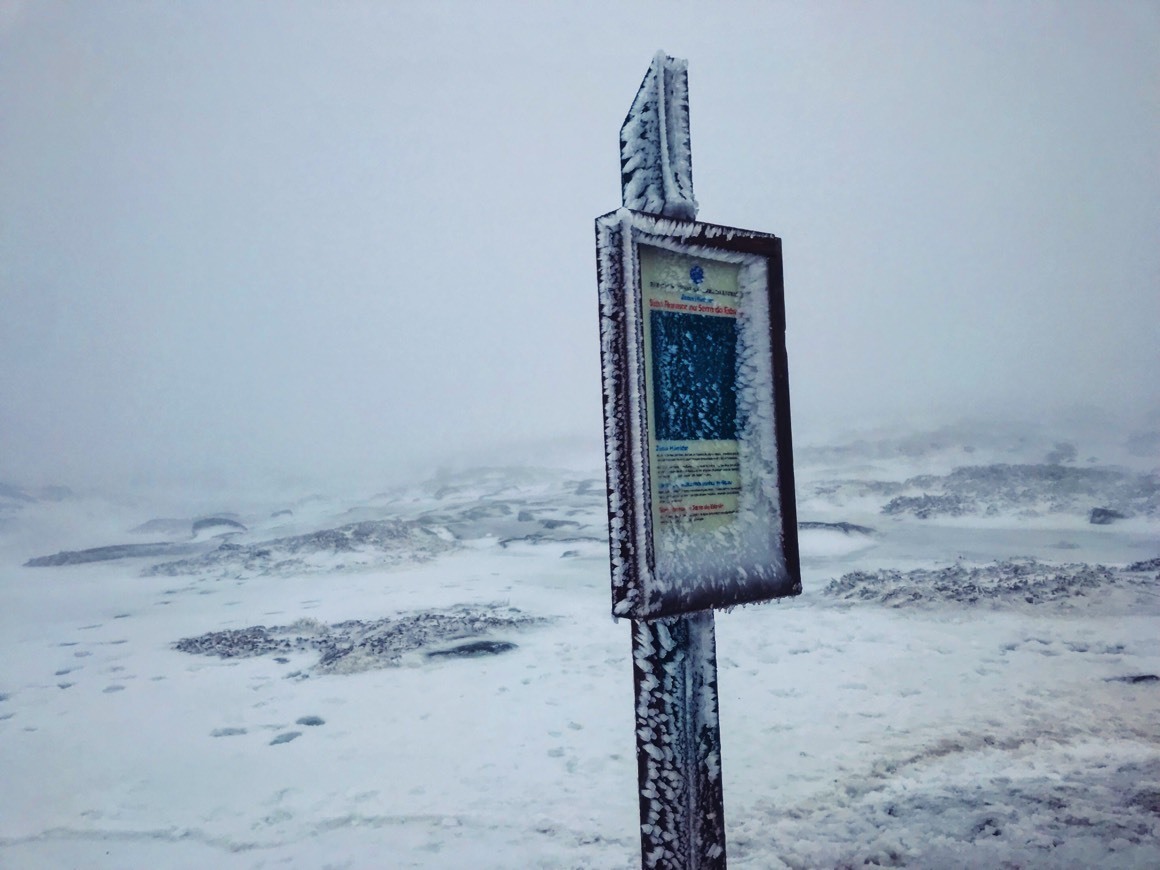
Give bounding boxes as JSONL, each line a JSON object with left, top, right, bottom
{"left": 596, "top": 209, "right": 800, "bottom": 619}
{"left": 641, "top": 244, "right": 743, "bottom": 535}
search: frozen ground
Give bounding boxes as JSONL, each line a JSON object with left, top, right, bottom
{"left": 1, "top": 423, "right": 1158, "bottom": 868}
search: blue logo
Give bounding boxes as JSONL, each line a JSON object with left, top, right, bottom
{"left": 689, "top": 264, "right": 704, "bottom": 285}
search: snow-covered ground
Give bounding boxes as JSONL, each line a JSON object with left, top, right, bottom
{"left": 1, "top": 423, "right": 1158, "bottom": 868}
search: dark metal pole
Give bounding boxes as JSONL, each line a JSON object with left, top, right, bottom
{"left": 632, "top": 612, "right": 727, "bottom": 868}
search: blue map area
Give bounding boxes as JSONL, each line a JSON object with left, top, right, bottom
{"left": 650, "top": 310, "right": 738, "bottom": 441}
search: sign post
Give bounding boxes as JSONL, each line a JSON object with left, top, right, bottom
{"left": 596, "top": 53, "right": 801, "bottom": 869}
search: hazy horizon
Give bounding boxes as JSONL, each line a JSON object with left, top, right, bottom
{"left": 3, "top": 1, "right": 1157, "bottom": 496}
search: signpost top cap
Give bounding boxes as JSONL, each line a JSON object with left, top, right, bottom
{"left": 620, "top": 52, "right": 698, "bottom": 222}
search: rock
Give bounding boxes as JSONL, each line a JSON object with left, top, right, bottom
{"left": 426, "top": 640, "right": 518, "bottom": 659}
{"left": 175, "top": 604, "right": 545, "bottom": 674}
{"left": 459, "top": 503, "right": 512, "bottom": 521}
{"left": 25, "top": 542, "right": 204, "bottom": 567}
{"left": 1128, "top": 789, "right": 1160, "bottom": 815}
{"left": 799, "top": 521, "right": 875, "bottom": 535}
{"left": 882, "top": 494, "right": 969, "bottom": 519}
{"left": 130, "top": 518, "right": 193, "bottom": 536}
{"left": 1044, "top": 442, "right": 1077, "bottom": 464}
{"left": 146, "top": 519, "right": 457, "bottom": 578}
{"left": 1107, "top": 674, "right": 1159, "bottom": 684}
{"left": 822, "top": 558, "right": 1132, "bottom": 608}
{"left": 192, "top": 516, "right": 247, "bottom": 536}
{"left": 866, "top": 464, "right": 1158, "bottom": 520}
{"left": 1089, "top": 507, "right": 1127, "bottom": 525}
{"left": 540, "top": 519, "right": 581, "bottom": 530}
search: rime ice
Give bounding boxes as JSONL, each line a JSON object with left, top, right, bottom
{"left": 595, "top": 208, "right": 800, "bottom": 619}
{"left": 620, "top": 53, "right": 698, "bottom": 221}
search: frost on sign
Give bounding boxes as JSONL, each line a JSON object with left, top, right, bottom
{"left": 642, "top": 245, "right": 742, "bottom": 534}
{"left": 597, "top": 209, "right": 801, "bottom": 619}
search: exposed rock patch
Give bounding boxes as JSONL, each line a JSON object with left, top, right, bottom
{"left": 192, "top": 516, "right": 247, "bottom": 536}
{"left": 823, "top": 558, "right": 1158, "bottom": 610}
{"left": 799, "top": 521, "right": 875, "bottom": 535}
{"left": 130, "top": 518, "right": 195, "bottom": 536}
{"left": 426, "top": 640, "right": 518, "bottom": 659}
{"left": 1107, "top": 674, "right": 1159, "bottom": 685}
{"left": 25, "top": 542, "right": 205, "bottom": 567}
{"left": 175, "top": 604, "right": 547, "bottom": 674}
{"left": 877, "top": 464, "right": 1159, "bottom": 519}
{"left": 1090, "top": 507, "right": 1127, "bottom": 525}
{"left": 146, "top": 519, "right": 456, "bottom": 578}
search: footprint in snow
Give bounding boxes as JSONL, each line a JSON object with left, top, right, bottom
{"left": 211, "top": 727, "right": 247, "bottom": 737}
{"left": 270, "top": 731, "right": 302, "bottom": 745}
{"left": 296, "top": 716, "right": 325, "bottom": 726}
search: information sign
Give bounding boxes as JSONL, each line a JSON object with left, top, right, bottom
{"left": 596, "top": 209, "right": 801, "bottom": 620}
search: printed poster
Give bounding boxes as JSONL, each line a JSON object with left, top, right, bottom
{"left": 639, "top": 244, "right": 743, "bottom": 536}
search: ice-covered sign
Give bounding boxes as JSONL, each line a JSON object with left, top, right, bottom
{"left": 596, "top": 208, "right": 801, "bottom": 620}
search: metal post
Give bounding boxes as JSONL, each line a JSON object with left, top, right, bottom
{"left": 632, "top": 611, "right": 727, "bottom": 868}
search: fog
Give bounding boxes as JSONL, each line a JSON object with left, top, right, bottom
{"left": 2, "top": 1, "right": 1157, "bottom": 499}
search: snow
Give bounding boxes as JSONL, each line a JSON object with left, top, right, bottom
{"left": 620, "top": 53, "right": 698, "bottom": 221}
{"left": 2, "top": 423, "right": 1159, "bottom": 867}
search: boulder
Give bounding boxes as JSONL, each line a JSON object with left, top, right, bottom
{"left": 1089, "top": 507, "right": 1127, "bottom": 525}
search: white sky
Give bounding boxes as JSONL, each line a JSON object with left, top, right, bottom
{"left": 2, "top": 1, "right": 1157, "bottom": 496}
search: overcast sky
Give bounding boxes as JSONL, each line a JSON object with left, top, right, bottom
{"left": 2, "top": 1, "right": 1157, "bottom": 496}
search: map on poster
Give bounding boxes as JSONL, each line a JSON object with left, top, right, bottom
{"left": 640, "top": 244, "right": 743, "bottom": 535}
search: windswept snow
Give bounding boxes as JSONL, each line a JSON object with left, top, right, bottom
{"left": 1, "top": 424, "right": 1158, "bottom": 867}
{"left": 144, "top": 519, "right": 458, "bottom": 580}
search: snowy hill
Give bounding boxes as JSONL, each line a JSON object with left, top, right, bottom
{"left": 1, "top": 427, "right": 1158, "bottom": 868}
